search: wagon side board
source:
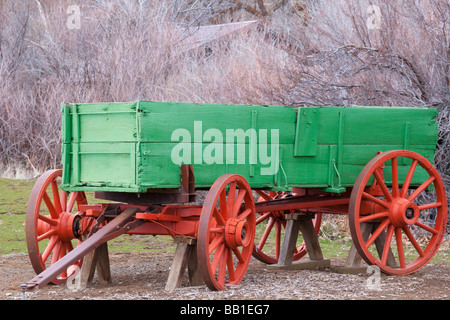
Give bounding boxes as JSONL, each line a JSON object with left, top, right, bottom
{"left": 60, "top": 101, "right": 438, "bottom": 195}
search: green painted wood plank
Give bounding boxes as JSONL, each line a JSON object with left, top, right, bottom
{"left": 138, "top": 101, "right": 296, "bottom": 144}
{"left": 294, "top": 107, "right": 319, "bottom": 156}
{"left": 73, "top": 102, "right": 138, "bottom": 142}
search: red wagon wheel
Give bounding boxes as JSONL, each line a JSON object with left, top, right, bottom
{"left": 252, "top": 191, "right": 322, "bottom": 264}
{"left": 26, "top": 169, "right": 88, "bottom": 284}
{"left": 197, "top": 174, "right": 256, "bottom": 290}
{"left": 349, "top": 150, "right": 447, "bottom": 275}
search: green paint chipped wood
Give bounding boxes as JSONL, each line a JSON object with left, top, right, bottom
{"left": 60, "top": 101, "right": 438, "bottom": 194}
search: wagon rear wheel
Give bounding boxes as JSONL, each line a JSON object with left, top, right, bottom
{"left": 252, "top": 191, "right": 322, "bottom": 264}
{"left": 26, "top": 169, "right": 88, "bottom": 284}
{"left": 349, "top": 150, "right": 447, "bottom": 275}
{"left": 197, "top": 174, "right": 256, "bottom": 290}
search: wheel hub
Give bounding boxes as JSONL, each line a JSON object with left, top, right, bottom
{"left": 389, "top": 198, "right": 420, "bottom": 227}
{"left": 58, "top": 212, "right": 82, "bottom": 241}
{"left": 37, "top": 212, "right": 81, "bottom": 242}
{"left": 224, "top": 218, "right": 251, "bottom": 248}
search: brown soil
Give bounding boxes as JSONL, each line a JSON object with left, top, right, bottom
{"left": 1, "top": 251, "right": 449, "bottom": 300}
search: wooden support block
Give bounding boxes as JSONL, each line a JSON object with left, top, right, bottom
{"left": 78, "top": 242, "right": 111, "bottom": 289}
{"left": 372, "top": 225, "right": 396, "bottom": 268}
{"left": 165, "top": 242, "right": 191, "bottom": 291}
{"left": 165, "top": 237, "right": 202, "bottom": 291}
{"left": 95, "top": 242, "right": 112, "bottom": 285}
{"left": 78, "top": 249, "right": 96, "bottom": 289}
{"left": 272, "top": 213, "right": 329, "bottom": 271}
{"left": 336, "top": 222, "right": 396, "bottom": 274}
{"left": 277, "top": 219, "right": 301, "bottom": 266}
{"left": 298, "top": 218, "right": 324, "bottom": 261}
{"left": 345, "top": 222, "right": 372, "bottom": 268}
{"left": 187, "top": 245, "right": 203, "bottom": 286}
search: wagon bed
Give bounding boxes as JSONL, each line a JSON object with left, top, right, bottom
{"left": 61, "top": 101, "right": 438, "bottom": 194}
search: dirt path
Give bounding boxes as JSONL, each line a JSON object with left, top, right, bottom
{"left": 1, "top": 251, "right": 449, "bottom": 300}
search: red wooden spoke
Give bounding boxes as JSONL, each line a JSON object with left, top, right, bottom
{"left": 209, "top": 236, "right": 224, "bottom": 254}
{"left": 227, "top": 250, "right": 236, "bottom": 281}
{"left": 26, "top": 170, "right": 87, "bottom": 284}
{"left": 415, "top": 221, "right": 438, "bottom": 235}
{"left": 60, "top": 190, "right": 67, "bottom": 212}
{"left": 211, "top": 244, "right": 225, "bottom": 273}
{"left": 42, "top": 191, "right": 59, "bottom": 220}
{"left": 226, "top": 182, "right": 237, "bottom": 214}
{"left": 51, "top": 240, "right": 62, "bottom": 265}
{"left": 51, "top": 180, "right": 62, "bottom": 214}
{"left": 66, "top": 191, "right": 78, "bottom": 213}
{"left": 274, "top": 221, "right": 281, "bottom": 259}
{"left": 418, "top": 202, "right": 442, "bottom": 211}
{"left": 365, "top": 218, "right": 390, "bottom": 249}
{"left": 232, "top": 247, "right": 245, "bottom": 264}
{"left": 359, "top": 211, "right": 389, "bottom": 223}
{"left": 373, "top": 169, "right": 393, "bottom": 202}
{"left": 237, "top": 208, "right": 253, "bottom": 220}
{"left": 349, "top": 150, "right": 447, "bottom": 275}
{"left": 37, "top": 229, "right": 57, "bottom": 242}
{"left": 391, "top": 157, "right": 399, "bottom": 198}
{"left": 407, "top": 176, "right": 435, "bottom": 202}
{"left": 219, "top": 190, "right": 228, "bottom": 221}
{"left": 66, "top": 240, "right": 74, "bottom": 252}
{"left": 255, "top": 190, "right": 272, "bottom": 201}
{"left": 257, "top": 217, "right": 276, "bottom": 251}
{"left": 395, "top": 227, "right": 406, "bottom": 269}
{"left": 232, "top": 189, "right": 247, "bottom": 217}
{"left": 217, "top": 248, "right": 227, "bottom": 285}
{"left": 381, "top": 224, "right": 395, "bottom": 265}
{"left": 255, "top": 211, "right": 271, "bottom": 225}
{"left": 402, "top": 227, "right": 424, "bottom": 257}
{"left": 38, "top": 214, "right": 57, "bottom": 226}
{"left": 209, "top": 227, "right": 224, "bottom": 233}
{"left": 197, "top": 174, "right": 256, "bottom": 290}
{"left": 400, "top": 160, "right": 418, "bottom": 198}
{"left": 213, "top": 207, "right": 225, "bottom": 226}
{"left": 41, "top": 235, "right": 58, "bottom": 263}
{"left": 362, "top": 192, "right": 390, "bottom": 208}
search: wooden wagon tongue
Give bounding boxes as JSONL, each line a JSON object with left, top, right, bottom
{"left": 23, "top": 208, "right": 142, "bottom": 291}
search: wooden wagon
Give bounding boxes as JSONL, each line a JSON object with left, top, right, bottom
{"left": 24, "top": 101, "right": 447, "bottom": 291}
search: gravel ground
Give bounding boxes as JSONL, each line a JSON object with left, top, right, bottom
{"left": 1, "top": 251, "right": 449, "bottom": 301}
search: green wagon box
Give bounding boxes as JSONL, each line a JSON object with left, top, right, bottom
{"left": 60, "top": 101, "right": 438, "bottom": 194}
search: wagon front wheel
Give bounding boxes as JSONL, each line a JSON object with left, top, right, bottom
{"left": 26, "top": 169, "right": 88, "bottom": 284}
{"left": 349, "top": 150, "right": 447, "bottom": 275}
{"left": 197, "top": 174, "right": 256, "bottom": 290}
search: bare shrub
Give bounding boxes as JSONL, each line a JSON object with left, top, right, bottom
{"left": 0, "top": 1, "right": 186, "bottom": 174}
{"left": 0, "top": 1, "right": 448, "bottom": 238}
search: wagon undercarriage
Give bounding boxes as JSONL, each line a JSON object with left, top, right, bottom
{"left": 23, "top": 150, "right": 447, "bottom": 292}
